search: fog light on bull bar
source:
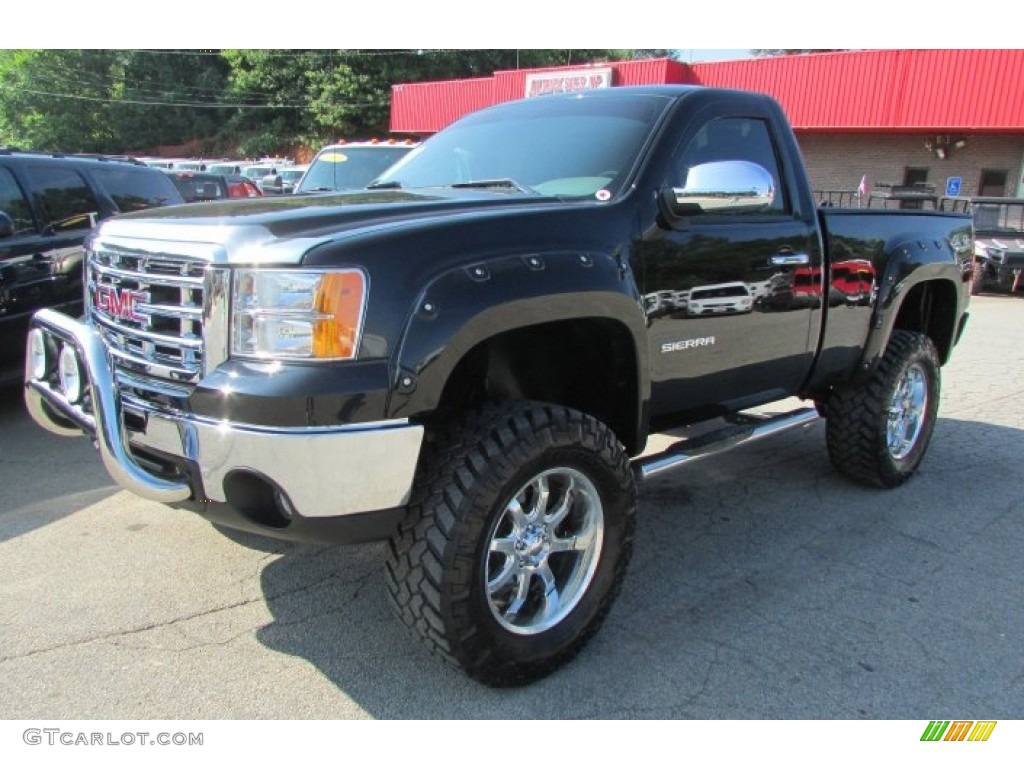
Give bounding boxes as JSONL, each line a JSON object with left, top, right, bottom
{"left": 58, "top": 345, "right": 84, "bottom": 403}
{"left": 27, "top": 328, "right": 50, "bottom": 380}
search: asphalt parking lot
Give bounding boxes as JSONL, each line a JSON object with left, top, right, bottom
{"left": 0, "top": 294, "right": 1021, "bottom": 720}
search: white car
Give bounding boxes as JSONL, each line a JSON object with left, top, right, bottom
{"left": 206, "top": 161, "right": 247, "bottom": 176}
{"left": 687, "top": 282, "right": 754, "bottom": 316}
{"left": 241, "top": 163, "right": 283, "bottom": 182}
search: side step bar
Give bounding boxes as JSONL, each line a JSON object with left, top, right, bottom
{"left": 632, "top": 406, "right": 819, "bottom": 482}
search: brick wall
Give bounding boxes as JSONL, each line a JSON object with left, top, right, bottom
{"left": 796, "top": 133, "right": 1024, "bottom": 199}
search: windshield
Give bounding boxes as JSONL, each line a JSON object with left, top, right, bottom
{"left": 374, "top": 92, "right": 670, "bottom": 200}
{"left": 297, "top": 146, "right": 414, "bottom": 193}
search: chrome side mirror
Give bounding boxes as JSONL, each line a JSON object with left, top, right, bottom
{"left": 670, "top": 160, "right": 775, "bottom": 214}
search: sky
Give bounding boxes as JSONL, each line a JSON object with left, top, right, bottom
{"left": 6, "top": 1, "right": 1002, "bottom": 49}
{"left": 0, "top": 0, "right": 972, "bottom": 64}
{"left": 676, "top": 50, "right": 753, "bottom": 63}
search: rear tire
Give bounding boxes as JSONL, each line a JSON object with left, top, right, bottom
{"left": 385, "top": 401, "right": 636, "bottom": 687}
{"left": 824, "top": 330, "right": 940, "bottom": 488}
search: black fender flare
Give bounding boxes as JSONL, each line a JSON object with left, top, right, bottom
{"left": 857, "top": 235, "right": 968, "bottom": 376}
{"left": 388, "top": 250, "right": 650, "bottom": 445}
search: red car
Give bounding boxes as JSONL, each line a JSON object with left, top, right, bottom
{"left": 163, "top": 170, "right": 262, "bottom": 203}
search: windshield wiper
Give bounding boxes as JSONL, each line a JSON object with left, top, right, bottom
{"left": 365, "top": 180, "right": 402, "bottom": 190}
{"left": 449, "top": 178, "right": 537, "bottom": 195}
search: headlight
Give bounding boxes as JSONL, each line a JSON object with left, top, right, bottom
{"left": 231, "top": 269, "right": 366, "bottom": 360}
{"left": 986, "top": 246, "right": 1006, "bottom": 262}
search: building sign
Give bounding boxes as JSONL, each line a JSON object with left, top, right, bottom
{"left": 946, "top": 176, "right": 963, "bottom": 197}
{"left": 524, "top": 67, "right": 613, "bottom": 98}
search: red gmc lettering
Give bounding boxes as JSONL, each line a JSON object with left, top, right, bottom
{"left": 95, "top": 285, "right": 145, "bottom": 322}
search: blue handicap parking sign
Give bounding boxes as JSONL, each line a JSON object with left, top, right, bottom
{"left": 946, "top": 177, "right": 963, "bottom": 197}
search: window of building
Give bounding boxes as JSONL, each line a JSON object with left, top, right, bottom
{"left": 900, "top": 167, "right": 931, "bottom": 210}
{"left": 978, "top": 169, "right": 1008, "bottom": 198}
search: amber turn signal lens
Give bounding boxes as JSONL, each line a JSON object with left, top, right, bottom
{"left": 313, "top": 271, "right": 365, "bottom": 359}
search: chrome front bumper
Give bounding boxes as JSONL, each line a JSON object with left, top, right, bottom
{"left": 24, "top": 308, "right": 424, "bottom": 519}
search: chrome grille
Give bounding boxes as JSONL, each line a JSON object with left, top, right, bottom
{"left": 88, "top": 242, "right": 209, "bottom": 388}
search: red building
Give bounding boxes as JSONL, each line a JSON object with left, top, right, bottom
{"left": 390, "top": 50, "right": 1024, "bottom": 200}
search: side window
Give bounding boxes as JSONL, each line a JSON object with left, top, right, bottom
{"left": 677, "top": 117, "right": 787, "bottom": 214}
{"left": 0, "top": 167, "right": 36, "bottom": 234}
{"left": 22, "top": 165, "right": 100, "bottom": 232}
{"left": 89, "top": 166, "right": 180, "bottom": 211}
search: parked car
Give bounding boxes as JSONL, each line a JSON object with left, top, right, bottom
{"left": 960, "top": 197, "right": 1024, "bottom": 295}
{"left": 295, "top": 141, "right": 418, "bottom": 193}
{"left": 260, "top": 165, "right": 309, "bottom": 195}
{"left": 173, "top": 160, "right": 209, "bottom": 172}
{"left": 687, "top": 282, "right": 754, "bottom": 316}
{"left": 0, "top": 150, "right": 183, "bottom": 382}
{"left": 206, "top": 161, "right": 246, "bottom": 176}
{"left": 241, "top": 163, "right": 290, "bottom": 183}
{"left": 164, "top": 170, "right": 262, "bottom": 203}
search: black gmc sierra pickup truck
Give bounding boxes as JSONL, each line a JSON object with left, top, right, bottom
{"left": 24, "top": 86, "right": 973, "bottom": 686}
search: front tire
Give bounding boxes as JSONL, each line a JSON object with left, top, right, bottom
{"left": 824, "top": 330, "right": 940, "bottom": 488}
{"left": 385, "top": 401, "right": 636, "bottom": 687}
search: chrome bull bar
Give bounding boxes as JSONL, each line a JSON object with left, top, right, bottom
{"left": 24, "top": 308, "right": 192, "bottom": 503}
{"left": 24, "top": 309, "right": 426, "bottom": 519}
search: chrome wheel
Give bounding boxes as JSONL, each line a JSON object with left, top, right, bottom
{"left": 485, "top": 467, "right": 604, "bottom": 636}
{"left": 887, "top": 362, "right": 928, "bottom": 460}
{"left": 825, "top": 331, "right": 940, "bottom": 489}
{"left": 387, "top": 401, "right": 635, "bottom": 686}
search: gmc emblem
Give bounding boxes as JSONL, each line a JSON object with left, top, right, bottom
{"left": 95, "top": 284, "right": 146, "bottom": 323}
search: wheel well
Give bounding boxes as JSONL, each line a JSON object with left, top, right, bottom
{"left": 434, "top": 319, "right": 641, "bottom": 454}
{"left": 891, "top": 279, "right": 960, "bottom": 364}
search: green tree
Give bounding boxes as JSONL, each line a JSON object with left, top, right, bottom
{"left": 0, "top": 49, "right": 660, "bottom": 155}
{"left": 112, "top": 50, "right": 232, "bottom": 151}
{"left": 0, "top": 50, "right": 119, "bottom": 151}
{"left": 0, "top": 49, "right": 231, "bottom": 153}
{"left": 222, "top": 49, "right": 641, "bottom": 153}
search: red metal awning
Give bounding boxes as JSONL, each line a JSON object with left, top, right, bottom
{"left": 390, "top": 49, "right": 1024, "bottom": 135}
{"left": 691, "top": 49, "right": 1024, "bottom": 133}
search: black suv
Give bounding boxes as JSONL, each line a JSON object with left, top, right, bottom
{"left": 0, "top": 150, "right": 184, "bottom": 383}
{"left": 163, "top": 169, "right": 262, "bottom": 203}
